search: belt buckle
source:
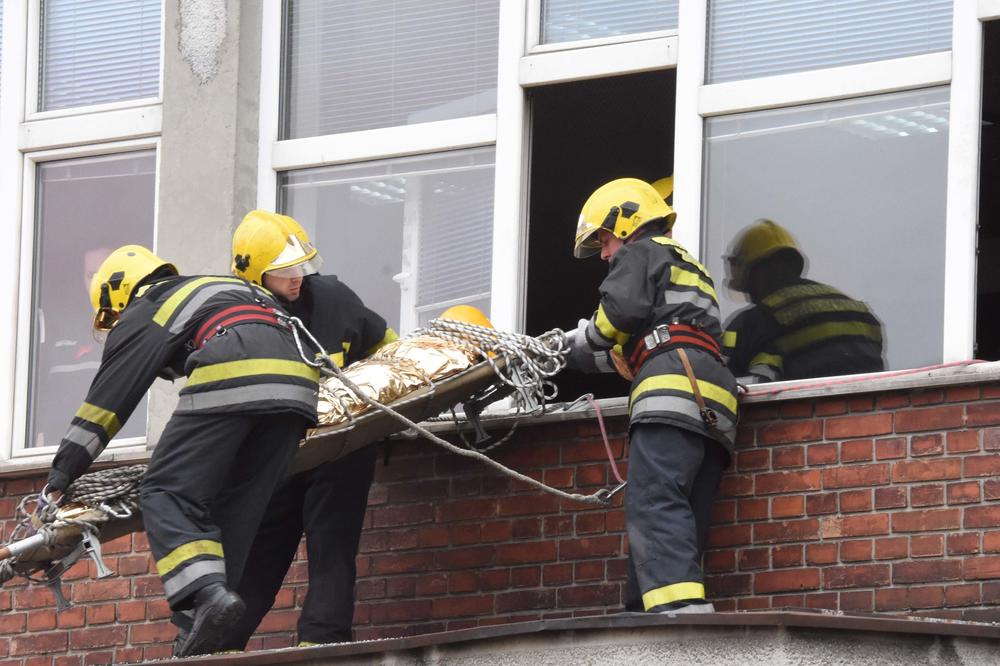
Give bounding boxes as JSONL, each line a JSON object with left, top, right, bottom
{"left": 645, "top": 324, "right": 671, "bottom": 350}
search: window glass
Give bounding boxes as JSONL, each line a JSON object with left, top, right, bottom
{"left": 282, "top": 0, "right": 499, "bottom": 139}
{"left": 703, "top": 87, "right": 949, "bottom": 381}
{"left": 707, "top": 0, "right": 952, "bottom": 84}
{"left": 540, "top": 0, "right": 677, "bottom": 45}
{"left": 40, "top": 0, "right": 161, "bottom": 111}
{"left": 1, "top": 0, "right": 5, "bottom": 101}
{"left": 29, "top": 151, "right": 156, "bottom": 448}
{"left": 279, "top": 148, "right": 496, "bottom": 333}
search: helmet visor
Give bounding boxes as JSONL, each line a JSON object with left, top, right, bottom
{"left": 92, "top": 307, "right": 121, "bottom": 343}
{"left": 573, "top": 226, "right": 602, "bottom": 259}
{"left": 265, "top": 255, "right": 323, "bottom": 279}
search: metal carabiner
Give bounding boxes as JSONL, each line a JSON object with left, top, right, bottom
{"left": 594, "top": 481, "right": 628, "bottom": 505}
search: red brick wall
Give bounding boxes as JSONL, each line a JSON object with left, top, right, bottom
{"left": 2, "top": 382, "right": 1000, "bottom": 663}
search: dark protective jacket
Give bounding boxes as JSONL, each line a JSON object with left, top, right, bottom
{"left": 722, "top": 277, "right": 885, "bottom": 382}
{"left": 569, "top": 228, "right": 739, "bottom": 453}
{"left": 286, "top": 274, "right": 396, "bottom": 367}
{"left": 48, "top": 276, "right": 320, "bottom": 491}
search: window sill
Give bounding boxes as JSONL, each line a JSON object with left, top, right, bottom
{"left": 0, "top": 446, "right": 149, "bottom": 481}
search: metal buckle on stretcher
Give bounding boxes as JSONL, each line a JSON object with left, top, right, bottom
{"left": 643, "top": 324, "right": 671, "bottom": 350}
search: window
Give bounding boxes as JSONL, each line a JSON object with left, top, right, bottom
{"left": 39, "top": 0, "right": 161, "bottom": 111}
{"left": 706, "top": 0, "right": 953, "bottom": 84}
{"left": 279, "top": 148, "right": 496, "bottom": 332}
{"left": 27, "top": 150, "right": 156, "bottom": 449}
{"left": 282, "top": 0, "right": 499, "bottom": 138}
{"left": 539, "top": 0, "right": 678, "bottom": 45}
{"left": 977, "top": 20, "right": 1000, "bottom": 360}
{"left": 702, "top": 87, "right": 950, "bottom": 377}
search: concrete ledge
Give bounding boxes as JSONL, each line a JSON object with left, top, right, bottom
{"left": 173, "top": 611, "right": 1000, "bottom": 665}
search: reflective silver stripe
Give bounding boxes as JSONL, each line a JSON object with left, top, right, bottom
{"left": 594, "top": 352, "right": 615, "bottom": 374}
{"left": 176, "top": 383, "right": 318, "bottom": 411}
{"left": 162, "top": 559, "right": 226, "bottom": 599}
{"left": 664, "top": 290, "right": 721, "bottom": 322}
{"left": 50, "top": 361, "right": 101, "bottom": 374}
{"left": 64, "top": 425, "right": 105, "bottom": 457}
{"left": 630, "top": 394, "right": 737, "bottom": 430}
{"left": 168, "top": 283, "right": 254, "bottom": 333}
{"left": 748, "top": 363, "right": 780, "bottom": 382}
{"left": 585, "top": 319, "right": 615, "bottom": 349}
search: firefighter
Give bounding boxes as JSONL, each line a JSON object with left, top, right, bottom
{"left": 221, "top": 211, "right": 396, "bottom": 649}
{"left": 43, "top": 245, "right": 319, "bottom": 657}
{"left": 566, "top": 178, "right": 738, "bottom": 614}
{"left": 722, "top": 219, "right": 885, "bottom": 383}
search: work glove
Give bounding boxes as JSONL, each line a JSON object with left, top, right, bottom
{"left": 564, "top": 318, "right": 593, "bottom": 371}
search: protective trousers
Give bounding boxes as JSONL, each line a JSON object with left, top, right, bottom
{"left": 139, "top": 411, "right": 308, "bottom": 611}
{"left": 222, "top": 444, "right": 378, "bottom": 648}
{"left": 622, "top": 423, "right": 727, "bottom": 612}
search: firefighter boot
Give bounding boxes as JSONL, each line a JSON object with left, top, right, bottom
{"left": 173, "top": 583, "right": 246, "bottom": 657}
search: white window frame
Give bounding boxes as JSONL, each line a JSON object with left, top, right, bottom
{"left": 524, "top": 0, "right": 677, "bottom": 55}
{"left": 0, "top": 0, "right": 164, "bottom": 464}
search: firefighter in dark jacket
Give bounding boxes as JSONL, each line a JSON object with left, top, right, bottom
{"left": 44, "top": 244, "right": 320, "bottom": 657}
{"left": 722, "top": 219, "right": 885, "bottom": 383}
{"left": 566, "top": 178, "right": 738, "bottom": 614}
{"left": 221, "top": 211, "right": 397, "bottom": 649}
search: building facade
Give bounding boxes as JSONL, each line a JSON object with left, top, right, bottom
{"left": 0, "top": 0, "right": 999, "bottom": 663}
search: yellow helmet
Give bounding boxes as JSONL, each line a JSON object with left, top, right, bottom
{"left": 651, "top": 175, "right": 674, "bottom": 205}
{"left": 439, "top": 304, "right": 493, "bottom": 329}
{"left": 574, "top": 178, "right": 676, "bottom": 258}
{"left": 231, "top": 210, "right": 323, "bottom": 285}
{"left": 726, "top": 219, "right": 804, "bottom": 292}
{"left": 89, "top": 245, "right": 177, "bottom": 333}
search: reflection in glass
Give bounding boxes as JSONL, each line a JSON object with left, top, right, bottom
{"left": 30, "top": 151, "right": 156, "bottom": 447}
{"left": 703, "top": 87, "right": 949, "bottom": 377}
{"left": 540, "top": 0, "right": 677, "bottom": 45}
{"left": 282, "top": 0, "right": 499, "bottom": 139}
{"left": 722, "top": 219, "right": 885, "bottom": 383}
{"left": 279, "top": 148, "right": 496, "bottom": 333}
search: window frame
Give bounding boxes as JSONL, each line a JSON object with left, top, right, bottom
{"left": 524, "top": 0, "right": 678, "bottom": 54}
{"left": 0, "top": 0, "right": 164, "bottom": 464}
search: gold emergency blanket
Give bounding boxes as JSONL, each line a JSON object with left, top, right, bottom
{"left": 317, "top": 337, "right": 481, "bottom": 426}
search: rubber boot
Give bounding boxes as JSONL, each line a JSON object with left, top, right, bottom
{"left": 173, "top": 583, "right": 246, "bottom": 657}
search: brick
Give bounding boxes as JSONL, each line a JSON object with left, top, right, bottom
{"left": 807, "top": 443, "right": 838, "bottom": 465}
{"left": 987, "top": 532, "right": 1000, "bottom": 553}
{"left": 816, "top": 399, "right": 848, "bottom": 416}
{"left": 369, "top": 600, "right": 433, "bottom": 623}
{"left": 513, "top": 518, "right": 542, "bottom": 539}
{"left": 128, "top": 622, "right": 175, "bottom": 644}
{"left": 948, "top": 532, "right": 981, "bottom": 555}
{"left": 825, "top": 414, "right": 892, "bottom": 439}
{"left": 704, "top": 550, "right": 736, "bottom": 573}
{"left": 557, "top": 584, "right": 619, "bottom": 608}
{"left": 11, "top": 633, "right": 67, "bottom": 657}
{"left": 543, "top": 563, "right": 573, "bottom": 585}
{"left": 559, "top": 536, "right": 621, "bottom": 560}
{"left": 772, "top": 446, "right": 805, "bottom": 469}
{"left": 967, "top": 401, "right": 1000, "bottom": 426}
{"left": 755, "top": 470, "right": 820, "bottom": 495}
{"left": 987, "top": 479, "right": 1000, "bottom": 501}
{"left": 966, "top": 506, "right": 1000, "bottom": 529}
{"left": 753, "top": 519, "right": 819, "bottom": 544}
{"left": 737, "top": 450, "right": 770, "bottom": 471}
{"left": 825, "top": 564, "right": 890, "bottom": 589}
{"left": 895, "top": 406, "right": 964, "bottom": 432}
{"left": 71, "top": 580, "right": 130, "bottom": 603}
{"left": 945, "top": 385, "right": 980, "bottom": 402}
{"left": 911, "top": 535, "right": 944, "bottom": 557}
{"left": 754, "top": 568, "right": 820, "bottom": 593}
{"left": 739, "top": 548, "right": 770, "bottom": 570}
{"left": 772, "top": 495, "right": 805, "bottom": 518}
{"left": 838, "top": 489, "right": 872, "bottom": 513}
{"left": 947, "top": 430, "right": 980, "bottom": 453}
{"left": 806, "top": 492, "right": 838, "bottom": 515}
{"left": 892, "top": 509, "right": 960, "bottom": 533}
{"left": 947, "top": 481, "right": 981, "bottom": 504}
{"left": 874, "top": 487, "right": 907, "bottom": 510}
{"left": 894, "top": 560, "right": 962, "bottom": 584}
{"left": 27, "top": 610, "right": 54, "bottom": 632}
{"left": 738, "top": 498, "right": 769, "bottom": 521}
{"left": 496, "top": 590, "right": 556, "bottom": 613}
{"left": 819, "top": 514, "right": 889, "bottom": 539}
{"left": 893, "top": 459, "right": 962, "bottom": 483}
{"left": 705, "top": 574, "right": 752, "bottom": 596}
{"left": 877, "top": 393, "right": 909, "bottom": 409}
{"left": 910, "top": 390, "right": 943, "bottom": 406}
{"left": 708, "top": 524, "right": 752, "bottom": 547}
{"left": 483, "top": 521, "right": 515, "bottom": 542}
{"left": 986, "top": 427, "right": 1000, "bottom": 451}
{"left": 772, "top": 545, "right": 803, "bottom": 568}
{"left": 431, "top": 595, "right": 494, "bottom": 619}
{"left": 874, "top": 537, "right": 908, "bottom": 560}
{"left": 839, "top": 590, "right": 874, "bottom": 612}
{"left": 435, "top": 546, "right": 495, "bottom": 570}
{"left": 85, "top": 604, "right": 115, "bottom": 625}
{"left": 758, "top": 421, "right": 823, "bottom": 445}
{"left": 68, "top": 626, "right": 127, "bottom": 650}
{"left": 910, "top": 484, "right": 945, "bottom": 507}
{"left": 840, "top": 540, "right": 873, "bottom": 562}
{"left": 370, "top": 552, "right": 435, "bottom": 575}
{"left": 435, "top": 498, "right": 497, "bottom": 523}
{"left": 371, "top": 504, "right": 434, "bottom": 528}
{"left": 574, "top": 561, "right": 604, "bottom": 581}
{"left": 712, "top": 500, "right": 736, "bottom": 524}
{"left": 717, "top": 474, "right": 754, "bottom": 498}
{"left": 875, "top": 437, "right": 907, "bottom": 460}
{"left": 945, "top": 584, "right": 981, "bottom": 607}
{"left": 781, "top": 402, "right": 814, "bottom": 418}
{"left": 848, "top": 396, "right": 875, "bottom": 411}
{"left": 822, "top": 464, "right": 889, "bottom": 489}
{"left": 575, "top": 513, "right": 606, "bottom": 535}
{"left": 965, "top": 455, "right": 1000, "bottom": 478}
{"left": 806, "top": 543, "right": 839, "bottom": 565}
{"left": 910, "top": 434, "right": 944, "bottom": 457}
{"left": 0, "top": 615, "right": 25, "bottom": 635}
{"left": 877, "top": 586, "right": 946, "bottom": 611}
{"left": 840, "top": 439, "right": 873, "bottom": 462}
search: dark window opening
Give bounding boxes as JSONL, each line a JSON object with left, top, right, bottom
{"left": 525, "top": 70, "right": 676, "bottom": 400}
{"left": 977, "top": 22, "right": 1000, "bottom": 360}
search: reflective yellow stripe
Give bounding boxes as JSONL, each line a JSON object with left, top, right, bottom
{"left": 642, "top": 582, "right": 705, "bottom": 611}
{"left": 773, "top": 298, "right": 872, "bottom": 326}
{"left": 669, "top": 266, "right": 718, "bottom": 302}
{"left": 152, "top": 277, "right": 247, "bottom": 326}
{"left": 722, "top": 330, "right": 737, "bottom": 349}
{"left": 631, "top": 374, "right": 738, "bottom": 415}
{"left": 74, "top": 403, "right": 121, "bottom": 437}
{"left": 328, "top": 351, "right": 345, "bottom": 368}
{"left": 651, "top": 237, "right": 711, "bottom": 278}
{"left": 761, "top": 283, "right": 840, "bottom": 308}
{"left": 778, "top": 321, "right": 883, "bottom": 354}
{"left": 596, "top": 305, "right": 630, "bottom": 346}
{"left": 365, "top": 328, "right": 398, "bottom": 357}
{"left": 156, "top": 539, "right": 224, "bottom": 576}
{"left": 186, "top": 359, "right": 320, "bottom": 387}
{"left": 749, "top": 352, "right": 783, "bottom": 370}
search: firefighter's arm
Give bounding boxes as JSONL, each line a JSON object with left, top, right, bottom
{"left": 337, "top": 282, "right": 396, "bottom": 364}
{"left": 47, "top": 318, "right": 175, "bottom": 491}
